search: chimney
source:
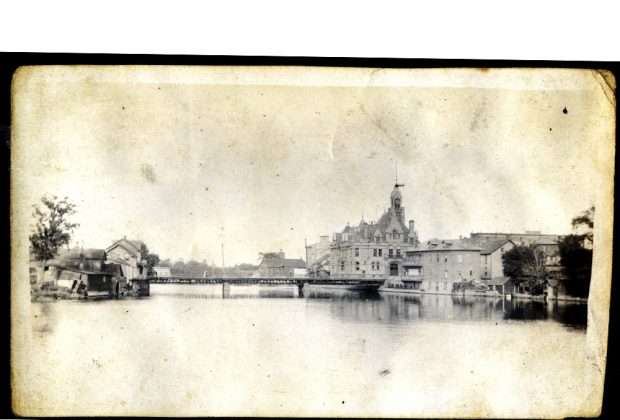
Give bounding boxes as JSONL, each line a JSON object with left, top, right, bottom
{"left": 409, "top": 220, "right": 415, "bottom": 233}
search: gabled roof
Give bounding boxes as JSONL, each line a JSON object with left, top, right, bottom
{"left": 338, "top": 207, "right": 409, "bottom": 243}
{"left": 480, "top": 239, "right": 514, "bottom": 255}
{"left": 106, "top": 238, "right": 144, "bottom": 256}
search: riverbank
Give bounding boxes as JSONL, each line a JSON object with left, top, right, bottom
{"left": 378, "top": 286, "right": 588, "bottom": 304}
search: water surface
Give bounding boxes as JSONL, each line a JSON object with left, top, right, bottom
{"left": 26, "top": 284, "right": 591, "bottom": 417}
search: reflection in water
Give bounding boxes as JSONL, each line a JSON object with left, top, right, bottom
{"left": 149, "top": 284, "right": 586, "bottom": 329}
{"left": 151, "top": 284, "right": 298, "bottom": 299}
{"left": 322, "top": 292, "right": 586, "bottom": 330}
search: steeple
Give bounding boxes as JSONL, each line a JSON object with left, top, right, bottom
{"left": 390, "top": 162, "right": 405, "bottom": 223}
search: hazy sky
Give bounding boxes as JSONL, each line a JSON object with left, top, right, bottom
{"left": 13, "top": 67, "right": 614, "bottom": 264}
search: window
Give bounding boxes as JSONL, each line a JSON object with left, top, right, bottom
{"left": 355, "top": 262, "right": 360, "bottom": 271}
{"left": 389, "top": 248, "right": 393, "bottom": 257}
{"left": 355, "top": 248, "right": 359, "bottom": 257}
{"left": 377, "top": 262, "right": 380, "bottom": 271}
{"left": 470, "top": 270, "right": 473, "bottom": 276}
{"left": 457, "top": 254, "right": 462, "bottom": 263}
{"left": 378, "top": 249, "right": 382, "bottom": 257}
{"left": 373, "top": 249, "right": 377, "bottom": 257}
{"left": 371, "top": 262, "right": 375, "bottom": 270}
{"left": 389, "top": 263, "right": 399, "bottom": 276}
{"left": 500, "top": 247, "right": 504, "bottom": 253}
{"left": 444, "top": 257, "right": 448, "bottom": 262}
{"left": 340, "top": 262, "right": 345, "bottom": 270}
{"left": 396, "top": 248, "right": 401, "bottom": 256}
{"left": 444, "top": 270, "right": 448, "bottom": 279}
{"left": 484, "top": 271, "right": 488, "bottom": 276}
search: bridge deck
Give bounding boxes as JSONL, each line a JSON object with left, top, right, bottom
{"left": 145, "top": 277, "right": 386, "bottom": 286}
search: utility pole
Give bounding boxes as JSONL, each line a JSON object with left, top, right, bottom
{"left": 304, "top": 238, "right": 309, "bottom": 277}
{"left": 221, "top": 242, "right": 225, "bottom": 278}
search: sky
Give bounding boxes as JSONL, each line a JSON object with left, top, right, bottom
{"left": 13, "top": 67, "right": 614, "bottom": 265}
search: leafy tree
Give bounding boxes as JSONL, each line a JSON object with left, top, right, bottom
{"left": 502, "top": 245, "right": 533, "bottom": 279}
{"left": 502, "top": 245, "right": 548, "bottom": 295}
{"left": 29, "top": 196, "right": 79, "bottom": 283}
{"left": 140, "top": 243, "right": 160, "bottom": 276}
{"left": 559, "top": 207, "right": 594, "bottom": 298}
{"left": 571, "top": 206, "right": 594, "bottom": 245}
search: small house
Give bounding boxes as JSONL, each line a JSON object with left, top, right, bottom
{"left": 105, "top": 237, "right": 147, "bottom": 280}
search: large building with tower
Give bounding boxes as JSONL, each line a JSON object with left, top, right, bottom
{"left": 329, "top": 182, "right": 419, "bottom": 278}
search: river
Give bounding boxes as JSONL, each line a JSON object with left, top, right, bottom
{"left": 24, "top": 284, "right": 593, "bottom": 417}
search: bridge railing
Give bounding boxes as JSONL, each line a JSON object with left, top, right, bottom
{"left": 144, "top": 276, "right": 386, "bottom": 285}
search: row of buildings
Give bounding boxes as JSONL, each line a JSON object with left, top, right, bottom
{"left": 30, "top": 237, "right": 153, "bottom": 296}
{"left": 305, "top": 181, "right": 565, "bottom": 296}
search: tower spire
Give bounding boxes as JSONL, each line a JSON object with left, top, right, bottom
{"left": 395, "top": 161, "right": 398, "bottom": 186}
{"left": 394, "top": 161, "right": 405, "bottom": 188}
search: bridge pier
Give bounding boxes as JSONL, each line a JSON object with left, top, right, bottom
{"left": 222, "top": 282, "right": 231, "bottom": 298}
{"left": 297, "top": 281, "right": 306, "bottom": 298}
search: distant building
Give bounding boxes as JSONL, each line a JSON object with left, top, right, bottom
{"left": 105, "top": 237, "right": 147, "bottom": 280}
{"left": 400, "top": 239, "right": 483, "bottom": 292}
{"left": 257, "top": 251, "right": 306, "bottom": 278}
{"left": 151, "top": 266, "right": 171, "bottom": 278}
{"left": 469, "top": 231, "right": 562, "bottom": 247}
{"left": 306, "top": 235, "right": 331, "bottom": 277}
{"left": 306, "top": 235, "right": 331, "bottom": 266}
{"left": 329, "top": 183, "right": 419, "bottom": 278}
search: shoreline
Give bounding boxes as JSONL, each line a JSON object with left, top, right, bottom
{"left": 378, "top": 286, "right": 588, "bottom": 304}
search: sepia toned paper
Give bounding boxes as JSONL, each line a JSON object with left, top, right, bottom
{"left": 10, "top": 66, "right": 615, "bottom": 417}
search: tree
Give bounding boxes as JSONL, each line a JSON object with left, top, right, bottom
{"left": 571, "top": 206, "right": 594, "bottom": 246}
{"left": 559, "top": 207, "right": 594, "bottom": 298}
{"left": 502, "top": 245, "right": 533, "bottom": 279}
{"left": 29, "top": 196, "right": 79, "bottom": 284}
{"left": 502, "top": 245, "right": 547, "bottom": 295}
{"left": 140, "top": 243, "right": 160, "bottom": 277}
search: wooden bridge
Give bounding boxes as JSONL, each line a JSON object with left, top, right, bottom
{"left": 135, "top": 277, "right": 387, "bottom": 297}
{"left": 148, "top": 276, "right": 385, "bottom": 287}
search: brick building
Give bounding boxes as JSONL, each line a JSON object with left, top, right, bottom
{"left": 398, "top": 239, "right": 483, "bottom": 292}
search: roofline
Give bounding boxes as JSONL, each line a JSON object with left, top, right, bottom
{"left": 480, "top": 239, "right": 516, "bottom": 255}
{"left": 470, "top": 232, "right": 565, "bottom": 237}
{"left": 410, "top": 247, "right": 483, "bottom": 252}
{"left": 106, "top": 239, "right": 141, "bottom": 254}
